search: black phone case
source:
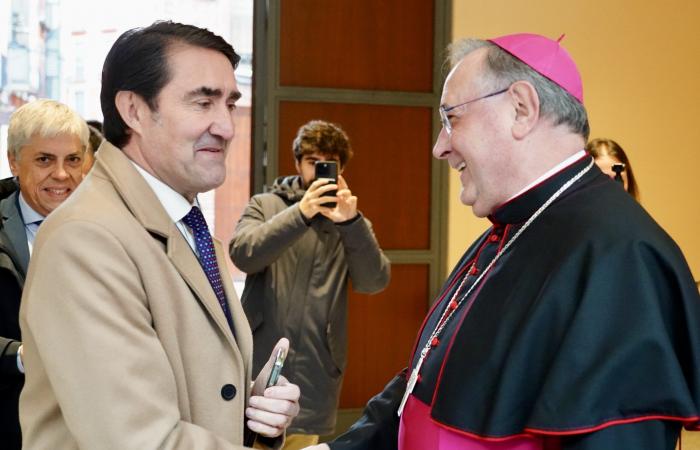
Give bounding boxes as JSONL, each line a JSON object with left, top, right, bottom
{"left": 314, "top": 162, "right": 338, "bottom": 207}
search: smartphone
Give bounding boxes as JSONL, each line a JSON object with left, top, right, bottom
{"left": 611, "top": 163, "right": 625, "bottom": 183}
{"left": 314, "top": 161, "right": 338, "bottom": 208}
{"left": 266, "top": 347, "right": 286, "bottom": 388}
{"left": 243, "top": 348, "right": 287, "bottom": 447}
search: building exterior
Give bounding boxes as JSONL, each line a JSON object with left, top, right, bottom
{"left": 0, "top": 0, "right": 253, "bottom": 255}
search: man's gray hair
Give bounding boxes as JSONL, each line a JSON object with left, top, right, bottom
{"left": 7, "top": 99, "right": 90, "bottom": 160}
{"left": 449, "top": 39, "right": 590, "bottom": 140}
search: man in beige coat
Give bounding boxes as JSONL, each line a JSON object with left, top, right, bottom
{"left": 18, "top": 21, "right": 299, "bottom": 449}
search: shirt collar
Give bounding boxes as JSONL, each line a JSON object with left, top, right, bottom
{"left": 17, "top": 192, "right": 45, "bottom": 225}
{"left": 489, "top": 151, "right": 593, "bottom": 225}
{"left": 130, "top": 162, "right": 197, "bottom": 223}
{"left": 509, "top": 150, "right": 587, "bottom": 200}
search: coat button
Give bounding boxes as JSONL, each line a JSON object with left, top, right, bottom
{"left": 221, "top": 384, "right": 237, "bottom": 401}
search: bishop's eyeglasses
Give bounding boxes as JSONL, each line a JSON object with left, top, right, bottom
{"left": 439, "top": 87, "right": 509, "bottom": 134}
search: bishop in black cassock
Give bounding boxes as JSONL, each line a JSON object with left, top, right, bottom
{"left": 310, "top": 32, "right": 700, "bottom": 450}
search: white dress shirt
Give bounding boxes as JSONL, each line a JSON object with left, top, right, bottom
{"left": 130, "top": 162, "right": 202, "bottom": 255}
{"left": 17, "top": 193, "right": 46, "bottom": 256}
{"left": 509, "top": 150, "right": 588, "bottom": 201}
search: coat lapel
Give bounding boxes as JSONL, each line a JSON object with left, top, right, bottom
{"left": 166, "top": 223, "right": 241, "bottom": 351}
{"left": 0, "top": 191, "right": 30, "bottom": 274}
{"left": 94, "top": 143, "right": 241, "bottom": 352}
{"left": 214, "top": 240, "right": 252, "bottom": 371}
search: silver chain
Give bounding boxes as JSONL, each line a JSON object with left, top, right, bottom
{"left": 398, "top": 158, "right": 595, "bottom": 417}
{"left": 418, "top": 158, "right": 595, "bottom": 362}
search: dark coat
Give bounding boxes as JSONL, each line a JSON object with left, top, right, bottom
{"left": 0, "top": 179, "right": 26, "bottom": 450}
{"left": 230, "top": 175, "right": 391, "bottom": 435}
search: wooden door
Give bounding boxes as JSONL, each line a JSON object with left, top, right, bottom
{"left": 253, "top": 0, "right": 451, "bottom": 410}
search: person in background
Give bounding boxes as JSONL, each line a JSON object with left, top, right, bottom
{"left": 86, "top": 119, "right": 103, "bottom": 134}
{"left": 18, "top": 21, "right": 299, "bottom": 449}
{"left": 305, "top": 32, "right": 700, "bottom": 450}
{"left": 0, "top": 98, "right": 89, "bottom": 449}
{"left": 230, "top": 120, "right": 390, "bottom": 449}
{"left": 82, "top": 120, "right": 105, "bottom": 175}
{"left": 0, "top": 178, "right": 18, "bottom": 199}
{"left": 586, "top": 137, "right": 639, "bottom": 200}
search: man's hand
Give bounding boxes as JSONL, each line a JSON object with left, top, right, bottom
{"left": 319, "top": 175, "right": 357, "bottom": 223}
{"left": 247, "top": 338, "right": 300, "bottom": 437}
{"left": 299, "top": 178, "right": 339, "bottom": 220}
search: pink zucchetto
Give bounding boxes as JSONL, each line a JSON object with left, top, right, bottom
{"left": 488, "top": 33, "right": 584, "bottom": 104}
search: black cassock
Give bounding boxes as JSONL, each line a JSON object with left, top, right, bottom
{"left": 330, "top": 155, "right": 700, "bottom": 450}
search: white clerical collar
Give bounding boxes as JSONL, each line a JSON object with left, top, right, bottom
{"left": 509, "top": 150, "right": 587, "bottom": 201}
{"left": 17, "top": 191, "right": 45, "bottom": 225}
{"left": 130, "top": 161, "right": 198, "bottom": 222}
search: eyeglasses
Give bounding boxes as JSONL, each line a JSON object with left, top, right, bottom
{"left": 439, "top": 87, "right": 509, "bottom": 134}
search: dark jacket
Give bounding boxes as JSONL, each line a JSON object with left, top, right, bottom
{"left": 0, "top": 178, "right": 26, "bottom": 450}
{"left": 230, "top": 175, "right": 391, "bottom": 435}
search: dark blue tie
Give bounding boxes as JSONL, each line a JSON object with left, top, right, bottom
{"left": 182, "top": 206, "right": 234, "bottom": 333}
{"left": 29, "top": 219, "right": 43, "bottom": 233}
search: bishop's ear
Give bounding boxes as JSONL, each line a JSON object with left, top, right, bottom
{"left": 509, "top": 80, "right": 540, "bottom": 139}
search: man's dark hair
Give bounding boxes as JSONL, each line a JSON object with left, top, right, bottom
{"left": 86, "top": 120, "right": 103, "bottom": 133}
{"left": 100, "top": 21, "right": 240, "bottom": 148}
{"left": 88, "top": 125, "right": 104, "bottom": 154}
{"left": 0, "top": 177, "right": 18, "bottom": 202}
{"left": 293, "top": 120, "right": 354, "bottom": 168}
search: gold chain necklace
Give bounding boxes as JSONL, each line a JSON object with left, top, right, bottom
{"left": 397, "top": 158, "right": 595, "bottom": 417}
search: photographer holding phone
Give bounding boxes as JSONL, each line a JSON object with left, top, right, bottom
{"left": 586, "top": 137, "right": 639, "bottom": 200}
{"left": 230, "top": 120, "right": 390, "bottom": 449}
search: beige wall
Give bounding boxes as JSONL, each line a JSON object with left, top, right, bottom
{"left": 447, "top": 0, "right": 700, "bottom": 281}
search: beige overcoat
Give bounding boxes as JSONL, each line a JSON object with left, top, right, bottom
{"left": 19, "top": 143, "right": 267, "bottom": 449}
